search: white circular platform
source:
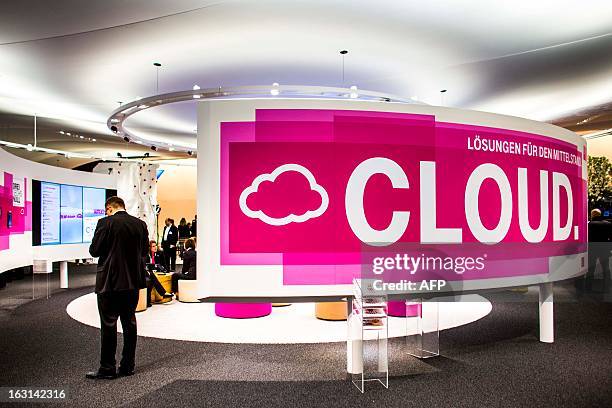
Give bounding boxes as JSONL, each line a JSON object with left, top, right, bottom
{"left": 67, "top": 293, "right": 491, "bottom": 344}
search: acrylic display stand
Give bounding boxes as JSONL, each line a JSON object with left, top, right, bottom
{"left": 347, "top": 279, "right": 389, "bottom": 393}
{"left": 404, "top": 298, "right": 440, "bottom": 358}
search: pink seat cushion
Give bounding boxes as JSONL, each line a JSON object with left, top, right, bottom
{"left": 215, "top": 302, "right": 272, "bottom": 319}
{"left": 387, "top": 300, "right": 421, "bottom": 317}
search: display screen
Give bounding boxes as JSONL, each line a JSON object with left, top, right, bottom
{"left": 83, "top": 187, "right": 106, "bottom": 242}
{"left": 60, "top": 184, "right": 83, "bottom": 244}
{"left": 41, "top": 182, "right": 60, "bottom": 245}
{"left": 40, "top": 182, "right": 106, "bottom": 245}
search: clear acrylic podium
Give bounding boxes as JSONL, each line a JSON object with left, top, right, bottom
{"left": 347, "top": 279, "right": 389, "bottom": 393}
{"left": 404, "top": 298, "right": 440, "bottom": 359}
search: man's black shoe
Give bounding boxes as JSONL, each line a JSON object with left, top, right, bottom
{"left": 85, "top": 370, "right": 117, "bottom": 380}
{"left": 118, "top": 369, "right": 135, "bottom": 377}
{"left": 162, "top": 293, "right": 174, "bottom": 299}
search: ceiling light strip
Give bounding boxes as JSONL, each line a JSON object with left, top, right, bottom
{"left": 107, "top": 85, "right": 424, "bottom": 153}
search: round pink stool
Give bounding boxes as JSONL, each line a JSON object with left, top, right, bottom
{"left": 215, "top": 303, "right": 272, "bottom": 319}
{"left": 387, "top": 300, "right": 421, "bottom": 317}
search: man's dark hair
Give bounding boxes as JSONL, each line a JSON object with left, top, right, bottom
{"left": 105, "top": 196, "right": 125, "bottom": 209}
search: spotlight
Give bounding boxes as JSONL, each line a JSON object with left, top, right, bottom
{"left": 153, "top": 62, "right": 162, "bottom": 67}
{"left": 66, "top": 132, "right": 71, "bottom": 136}
{"left": 111, "top": 125, "right": 118, "bottom": 133}
{"left": 187, "top": 151, "right": 193, "bottom": 156}
{"left": 340, "top": 50, "right": 348, "bottom": 55}
{"left": 79, "top": 135, "right": 84, "bottom": 139}
{"left": 151, "top": 145, "right": 157, "bottom": 151}
{"left": 144, "top": 152, "right": 150, "bottom": 158}
{"left": 117, "top": 152, "right": 123, "bottom": 158}
{"left": 92, "top": 138, "right": 96, "bottom": 142}
{"left": 193, "top": 85, "right": 201, "bottom": 99}
{"left": 440, "top": 89, "right": 447, "bottom": 93}
{"left": 59, "top": 130, "right": 65, "bottom": 134}
{"left": 123, "top": 136, "right": 130, "bottom": 142}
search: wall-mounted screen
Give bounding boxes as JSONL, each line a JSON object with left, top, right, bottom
{"left": 83, "top": 187, "right": 106, "bottom": 242}
{"left": 40, "top": 182, "right": 60, "bottom": 245}
{"left": 38, "top": 182, "right": 106, "bottom": 245}
{"left": 60, "top": 184, "right": 83, "bottom": 244}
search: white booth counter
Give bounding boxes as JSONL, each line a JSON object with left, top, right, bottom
{"left": 0, "top": 147, "right": 116, "bottom": 280}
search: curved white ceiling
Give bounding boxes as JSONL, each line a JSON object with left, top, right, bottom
{"left": 0, "top": 0, "right": 611, "bottom": 150}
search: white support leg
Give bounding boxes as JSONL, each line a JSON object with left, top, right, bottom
{"left": 60, "top": 261, "right": 68, "bottom": 289}
{"left": 539, "top": 282, "right": 554, "bottom": 343}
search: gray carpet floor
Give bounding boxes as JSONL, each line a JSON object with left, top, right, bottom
{"left": 0, "top": 267, "right": 611, "bottom": 408}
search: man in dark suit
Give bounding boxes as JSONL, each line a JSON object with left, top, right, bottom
{"left": 586, "top": 208, "right": 612, "bottom": 293}
{"left": 86, "top": 196, "right": 149, "bottom": 379}
{"left": 190, "top": 214, "right": 197, "bottom": 237}
{"left": 161, "top": 218, "right": 178, "bottom": 272}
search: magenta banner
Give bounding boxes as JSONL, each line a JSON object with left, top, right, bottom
{"left": 220, "top": 109, "right": 587, "bottom": 286}
{"left": 0, "top": 172, "right": 31, "bottom": 251}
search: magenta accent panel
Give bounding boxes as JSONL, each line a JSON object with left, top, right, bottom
{"left": 214, "top": 303, "right": 272, "bottom": 319}
{"left": 0, "top": 172, "right": 31, "bottom": 252}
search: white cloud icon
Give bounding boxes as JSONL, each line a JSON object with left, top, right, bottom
{"left": 239, "top": 163, "right": 329, "bottom": 226}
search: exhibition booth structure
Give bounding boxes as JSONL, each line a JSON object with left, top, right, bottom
{"left": 0, "top": 146, "right": 117, "bottom": 287}
{"left": 190, "top": 96, "right": 587, "bottom": 390}
{"left": 96, "top": 88, "right": 589, "bottom": 390}
{"left": 2, "top": 86, "right": 588, "bottom": 392}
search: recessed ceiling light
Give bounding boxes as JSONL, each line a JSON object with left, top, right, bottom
{"left": 92, "top": 139, "right": 96, "bottom": 142}
{"left": 110, "top": 118, "right": 120, "bottom": 123}
{"left": 59, "top": 130, "right": 65, "bottom": 134}
{"left": 349, "top": 85, "right": 358, "bottom": 99}
{"left": 79, "top": 135, "right": 84, "bottom": 139}
{"left": 66, "top": 132, "right": 71, "bottom": 136}
{"left": 271, "top": 83, "right": 280, "bottom": 96}
{"left": 193, "top": 85, "right": 201, "bottom": 99}
{"left": 138, "top": 104, "right": 148, "bottom": 109}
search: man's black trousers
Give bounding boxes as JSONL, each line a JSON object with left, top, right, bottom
{"left": 97, "top": 290, "right": 139, "bottom": 373}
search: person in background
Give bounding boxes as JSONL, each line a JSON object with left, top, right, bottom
{"left": 586, "top": 208, "right": 612, "bottom": 293}
{"left": 87, "top": 196, "right": 148, "bottom": 379}
{"left": 178, "top": 217, "right": 190, "bottom": 239}
{"left": 148, "top": 240, "right": 165, "bottom": 267}
{"left": 190, "top": 214, "right": 197, "bottom": 237}
{"left": 145, "top": 241, "right": 173, "bottom": 306}
{"left": 161, "top": 218, "right": 178, "bottom": 272}
{"left": 172, "top": 237, "right": 197, "bottom": 293}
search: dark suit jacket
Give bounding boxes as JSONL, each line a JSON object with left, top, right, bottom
{"left": 588, "top": 217, "right": 612, "bottom": 243}
{"left": 89, "top": 211, "right": 149, "bottom": 293}
{"left": 178, "top": 224, "right": 191, "bottom": 239}
{"left": 162, "top": 225, "right": 179, "bottom": 247}
{"left": 181, "top": 249, "right": 197, "bottom": 278}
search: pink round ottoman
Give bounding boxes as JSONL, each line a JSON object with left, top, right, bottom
{"left": 215, "top": 303, "right": 272, "bottom": 319}
{"left": 387, "top": 300, "right": 421, "bottom": 317}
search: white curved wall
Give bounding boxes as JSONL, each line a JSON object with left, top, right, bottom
{"left": 0, "top": 147, "right": 116, "bottom": 273}
{"left": 197, "top": 99, "right": 587, "bottom": 299}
